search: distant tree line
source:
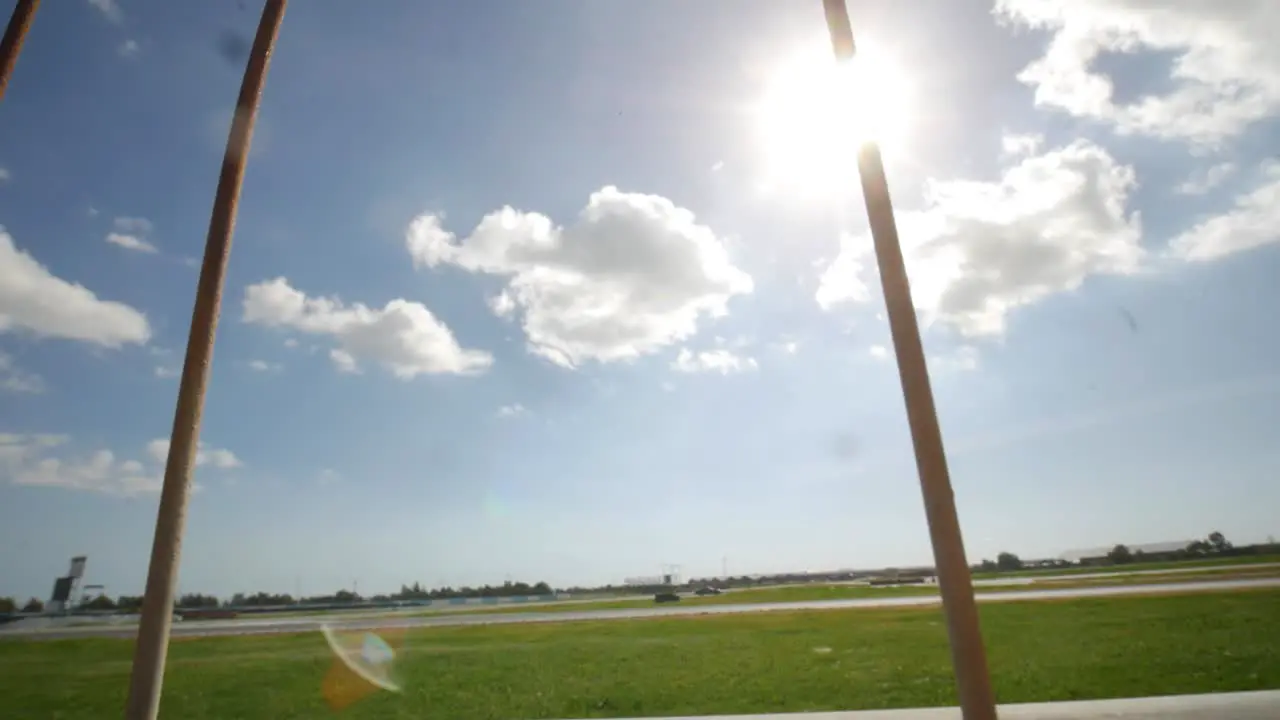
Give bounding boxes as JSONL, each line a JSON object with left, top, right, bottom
{"left": 0, "top": 597, "right": 43, "bottom": 614}
{"left": 6, "top": 531, "right": 1274, "bottom": 613}
{"left": 975, "top": 531, "right": 1276, "bottom": 573}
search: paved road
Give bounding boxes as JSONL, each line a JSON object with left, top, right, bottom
{"left": 4, "top": 576, "right": 1276, "bottom": 641}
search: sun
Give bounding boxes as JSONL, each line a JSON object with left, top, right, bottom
{"left": 753, "top": 39, "right": 913, "bottom": 197}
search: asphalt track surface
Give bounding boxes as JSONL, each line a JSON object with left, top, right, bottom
{"left": 4, "top": 577, "right": 1277, "bottom": 641}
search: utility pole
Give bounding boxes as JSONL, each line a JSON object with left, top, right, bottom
{"left": 820, "top": 2, "right": 996, "bottom": 719}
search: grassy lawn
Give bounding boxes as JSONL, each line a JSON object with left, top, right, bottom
{"left": 1, "top": 589, "right": 1276, "bottom": 719}
{"left": 970, "top": 554, "right": 1280, "bottom": 579}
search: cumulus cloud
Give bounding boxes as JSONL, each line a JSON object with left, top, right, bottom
{"left": 0, "top": 228, "right": 151, "bottom": 347}
{"left": 106, "top": 233, "right": 156, "bottom": 253}
{"left": 817, "top": 139, "right": 1143, "bottom": 337}
{"left": 407, "top": 186, "right": 753, "bottom": 368}
{"left": 242, "top": 277, "right": 492, "bottom": 378}
{"left": 2, "top": 434, "right": 239, "bottom": 496}
{"left": 247, "top": 359, "right": 282, "bottom": 373}
{"left": 671, "top": 348, "right": 758, "bottom": 375}
{"left": 1169, "top": 162, "right": 1280, "bottom": 261}
{"left": 106, "top": 217, "right": 157, "bottom": 254}
{"left": 1175, "top": 162, "right": 1236, "bottom": 196}
{"left": 996, "top": 0, "right": 1280, "bottom": 144}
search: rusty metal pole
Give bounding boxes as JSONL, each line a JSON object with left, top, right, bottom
{"left": 123, "top": 2, "right": 288, "bottom": 718}
{"left": 820, "top": 2, "right": 998, "bottom": 719}
{"left": 0, "top": 0, "right": 39, "bottom": 102}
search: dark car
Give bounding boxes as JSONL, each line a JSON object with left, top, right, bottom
{"left": 653, "top": 592, "right": 681, "bottom": 603}
{"left": 694, "top": 587, "right": 722, "bottom": 596}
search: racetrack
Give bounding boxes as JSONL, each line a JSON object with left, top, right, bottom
{"left": 5, "top": 576, "right": 1276, "bottom": 641}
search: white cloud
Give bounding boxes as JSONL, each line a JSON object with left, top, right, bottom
{"left": 1175, "top": 162, "right": 1236, "bottom": 195}
{"left": 817, "top": 139, "right": 1143, "bottom": 337}
{"left": 247, "top": 359, "right": 282, "bottom": 373}
{"left": 317, "top": 468, "right": 341, "bottom": 486}
{"left": 869, "top": 345, "right": 889, "bottom": 360}
{"left": 106, "top": 217, "right": 157, "bottom": 253}
{"left": 2, "top": 434, "right": 236, "bottom": 496}
{"left": 242, "top": 277, "right": 492, "bottom": 378}
{"left": 105, "top": 233, "right": 157, "bottom": 253}
{"left": 671, "top": 348, "right": 758, "bottom": 375}
{"left": 996, "top": 0, "right": 1280, "bottom": 144}
{"left": 0, "top": 168, "right": 10, "bottom": 182}
{"left": 815, "top": 234, "right": 872, "bottom": 310}
{"left": 283, "top": 338, "right": 298, "bottom": 349}
{"left": 1001, "top": 133, "right": 1043, "bottom": 157}
{"left": 496, "top": 403, "right": 527, "bottom": 418}
{"left": 0, "top": 229, "right": 151, "bottom": 347}
{"left": 146, "top": 438, "right": 242, "bottom": 469}
{"left": 0, "top": 351, "right": 44, "bottom": 393}
{"left": 407, "top": 186, "right": 752, "bottom": 368}
{"left": 118, "top": 39, "right": 139, "bottom": 58}
{"left": 154, "top": 365, "right": 179, "bottom": 379}
{"left": 1169, "top": 162, "right": 1280, "bottom": 261}
{"left": 87, "top": 0, "right": 122, "bottom": 23}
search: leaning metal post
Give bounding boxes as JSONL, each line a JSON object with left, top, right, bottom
{"left": 0, "top": 0, "right": 39, "bottom": 102}
{"left": 123, "top": 2, "right": 288, "bottom": 718}
{"left": 820, "top": 2, "right": 999, "bottom": 719}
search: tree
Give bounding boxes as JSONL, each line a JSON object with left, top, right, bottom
{"left": 996, "top": 552, "right": 1023, "bottom": 572}
{"left": 176, "top": 593, "right": 219, "bottom": 609}
{"left": 117, "top": 596, "right": 144, "bottom": 612}
{"left": 0, "top": 597, "right": 14, "bottom": 614}
{"left": 1107, "top": 544, "right": 1133, "bottom": 564}
{"left": 1208, "top": 531, "right": 1232, "bottom": 552}
{"left": 21, "top": 597, "right": 43, "bottom": 613}
{"left": 81, "top": 594, "right": 116, "bottom": 611}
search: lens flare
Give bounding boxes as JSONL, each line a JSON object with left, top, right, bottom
{"left": 320, "top": 624, "right": 404, "bottom": 711}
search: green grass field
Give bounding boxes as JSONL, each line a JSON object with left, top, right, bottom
{"left": 2, "top": 588, "right": 1277, "bottom": 719}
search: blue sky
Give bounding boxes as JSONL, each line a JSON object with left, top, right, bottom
{"left": 2, "top": 0, "right": 1279, "bottom": 601}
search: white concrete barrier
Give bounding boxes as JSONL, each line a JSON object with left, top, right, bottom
{"left": 587, "top": 691, "right": 1280, "bottom": 720}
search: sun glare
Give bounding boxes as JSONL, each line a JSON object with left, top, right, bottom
{"left": 753, "top": 40, "right": 913, "bottom": 197}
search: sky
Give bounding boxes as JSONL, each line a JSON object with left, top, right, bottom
{"left": 1, "top": 0, "right": 1279, "bottom": 602}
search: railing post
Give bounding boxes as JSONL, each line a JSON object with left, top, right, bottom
{"left": 820, "top": 2, "right": 999, "bottom": 718}
{"left": 123, "top": 2, "right": 288, "bottom": 718}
